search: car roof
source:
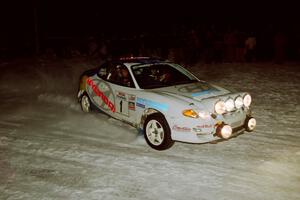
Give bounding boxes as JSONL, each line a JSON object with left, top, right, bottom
{"left": 116, "top": 56, "right": 168, "bottom": 66}
{"left": 100, "top": 57, "right": 173, "bottom": 70}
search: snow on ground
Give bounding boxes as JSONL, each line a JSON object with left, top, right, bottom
{"left": 0, "top": 58, "right": 299, "bottom": 200}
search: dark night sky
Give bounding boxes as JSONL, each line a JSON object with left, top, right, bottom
{"left": 1, "top": 1, "right": 299, "bottom": 32}
{"left": 1, "top": 0, "right": 299, "bottom": 51}
{"left": 39, "top": 1, "right": 300, "bottom": 34}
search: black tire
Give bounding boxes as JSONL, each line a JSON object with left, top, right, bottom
{"left": 80, "top": 94, "right": 92, "bottom": 113}
{"left": 143, "top": 113, "right": 174, "bottom": 150}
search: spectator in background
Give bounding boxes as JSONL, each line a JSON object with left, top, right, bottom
{"left": 184, "top": 29, "right": 201, "bottom": 64}
{"left": 273, "top": 31, "right": 287, "bottom": 64}
{"left": 203, "top": 28, "right": 215, "bottom": 64}
{"left": 236, "top": 30, "right": 246, "bottom": 63}
{"left": 87, "top": 36, "right": 99, "bottom": 57}
{"left": 244, "top": 32, "right": 257, "bottom": 62}
{"left": 224, "top": 27, "right": 238, "bottom": 63}
{"left": 212, "top": 32, "right": 224, "bottom": 63}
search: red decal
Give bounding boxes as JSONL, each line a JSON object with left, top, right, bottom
{"left": 172, "top": 125, "right": 191, "bottom": 132}
{"left": 86, "top": 78, "right": 93, "bottom": 86}
{"left": 87, "top": 78, "right": 115, "bottom": 112}
{"left": 128, "top": 102, "right": 135, "bottom": 111}
{"left": 196, "top": 124, "right": 213, "bottom": 128}
{"left": 108, "top": 102, "right": 115, "bottom": 112}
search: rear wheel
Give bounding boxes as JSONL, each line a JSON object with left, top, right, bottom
{"left": 81, "top": 94, "right": 91, "bottom": 113}
{"left": 144, "top": 113, "right": 174, "bottom": 150}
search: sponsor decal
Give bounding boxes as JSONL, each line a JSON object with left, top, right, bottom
{"left": 193, "top": 124, "right": 213, "bottom": 133}
{"left": 193, "top": 127, "right": 202, "bottom": 133}
{"left": 128, "top": 95, "right": 136, "bottom": 101}
{"left": 86, "top": 78, "right": 116, "bottom": 112}
{"left": 116, "top": 91, "right": 126, "bottom": 100}
{"left": 128, "top": 102, "right": 135, "bottom": 111}
{"left": 177, "top": 82, "right": 219, "bottom": 97}
{"left": 191, "top": 89, "right": 216, "bottom": 97}
{"left": 172, "top": 125, "right": 191, "bottom": 132}
{"left": 196, "top": 124, "right": 213, "bottom": 128}
{"left": 99, "top": 82, "right": 107, "bottom": 91}
{"left": 196, "top": 124, "right": 213, "bottom": 129}
{"left": 178, "top": 83, "right": 212, "bottom": 93}
{"left": 136, "top": 102, "right": 145, "bottom": 109}
{"left": 136, "top": 97, "right": 169, "bottom": 112}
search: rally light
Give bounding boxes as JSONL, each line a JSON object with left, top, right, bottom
{"left": 182, "top": 109, "right": 199, "bottom": 118}
{"left": 221, "top": 125, "right": 232, "bottom": 139}
{"left": 198, "top": 111, "right": 210, "bottom": 119}
{"left": 215, "top": 100, "right": 226, "bottom": 115}
{"left": 235, "top": 96, "right": 244, "bottom": 109}
{"left": 225, "top": 98, "right": 235, "bottom": 112}
{"left": 243, "top": 94, "right": 252, "bottom": 108}
{"left": 245, "top": 117, "right": 256, "bottom": 132}
{"left": 216, "top": 124, "right": 232, "bottom": 139}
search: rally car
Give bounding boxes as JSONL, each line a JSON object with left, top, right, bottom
{"left": 78, "top": 57, "right": 256, "bottom": 150}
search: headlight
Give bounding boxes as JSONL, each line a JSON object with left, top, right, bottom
{"left": 182, "top": 109, "right": 199, "bottom": 118}
{"left": 198, "top": 110, "right": 210, "bottom": 119}
{"left": 220, "top": 125, "right": 232, "bottom": 139}
{"left": 235, "top": 96, "right": 244, "bottom": 109}
{"left": 215, "top": 100, "right": 226, "bottom": 115}
{"left": 216, "top": 123, "right": 232, "bottom": 139}
{"left": 243, "top": 94, "right": 252, "bottom": 107}
{"left": 225, "top": 98, "right": 235, "bottom": 112}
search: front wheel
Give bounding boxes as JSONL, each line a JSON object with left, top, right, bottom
{"left": 144, "top": 113, "right": 174, "bottom": 150}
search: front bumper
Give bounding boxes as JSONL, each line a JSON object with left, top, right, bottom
{"left": 170, "top": 113, "right": 256, "bottom": 144}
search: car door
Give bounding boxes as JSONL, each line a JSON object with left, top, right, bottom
{"left": 85, "top": 63, "right": 116, "bottom": 115}
{"left": 106, "top": 64, "right": 137, "bottom": 123}
{"left": 86, "top": 63, "right": 137, "bottom": 123}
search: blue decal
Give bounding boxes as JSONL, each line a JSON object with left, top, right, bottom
{"left": 191, "top": 89, "right": 217, "bottom": 97}
{"left": 136, "top": 102, "right": 145, "bottom": 108}
{"left": 136, "top": 98, "right": 169, "bottom": 111}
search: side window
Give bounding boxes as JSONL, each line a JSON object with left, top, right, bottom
{"left": 106, "top": 64, "right": 120, "bottom": 83}
{"left": 97, "top": 63, "right": 108, "bottom": 79}
{"left": 106, "top": 64, "right": 135, "bottom": 88}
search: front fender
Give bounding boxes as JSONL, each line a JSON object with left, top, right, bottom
{"left": 136, "top": 91, "right": 196, "bottom": 118}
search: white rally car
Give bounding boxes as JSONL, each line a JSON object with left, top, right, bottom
{"left": 78, "top": 57, "right": 256, "bottom": 150}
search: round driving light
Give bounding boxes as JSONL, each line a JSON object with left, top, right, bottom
{"left": 235, "top": 96, "right": 243, "bottom": 109}
{"left": 215, "top": 100, "right": 226, "bottom": 115}
{"left": 221, "top": 125, "right": 232, "bottom": 139}
{"left": 246, "top": 117, "right": 256, "bottom": 131}
{"left": 225, "top": 98, "right": 235, "bottom": 112}
{"left": 243, "top": 94, "right": 252, "bottom": 107}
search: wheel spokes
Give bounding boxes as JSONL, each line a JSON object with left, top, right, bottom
{"left": 146, "top": 120, "right": 164, "bottom": 145}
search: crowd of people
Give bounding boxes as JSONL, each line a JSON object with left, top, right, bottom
{"left": 83, "top": 24, "right": 295, "bottom": 65}
{"left": 18, "top": 24, "right": 297, "bottom": 65}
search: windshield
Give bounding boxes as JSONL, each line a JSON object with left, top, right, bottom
{"left": 131, "top": 64, "right": 198, "bottom": 89}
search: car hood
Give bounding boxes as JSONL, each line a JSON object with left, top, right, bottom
{"left": 150, "top": 81, "right": 230, "bottom": 102}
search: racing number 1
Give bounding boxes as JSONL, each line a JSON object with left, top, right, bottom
{"left": 120, "top": 100, "right": 123, "bottom": 113}
{"left": 116, "top": 91, "right": 129, "bottom": 116}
